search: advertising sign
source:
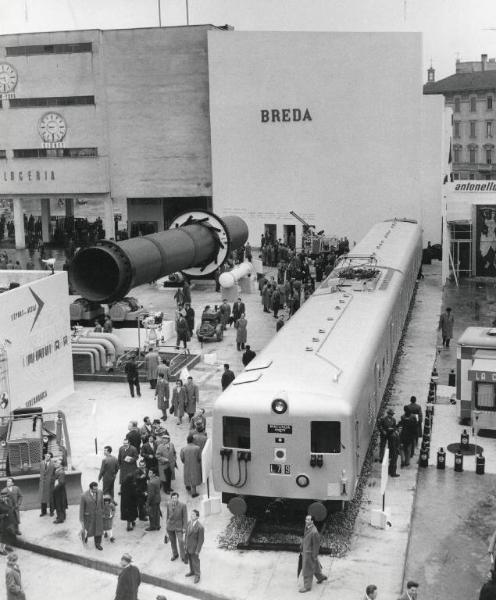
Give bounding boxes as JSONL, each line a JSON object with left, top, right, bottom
{"left": 0, "top": 272, "right": 73, "bottom": 414}
{"left": 475, "top": 206, "right": 496, "bottom": 276}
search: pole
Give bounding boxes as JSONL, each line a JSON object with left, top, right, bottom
{"left": 207, "top": 476, "right": 210, "bottom": 499}
{"left": 382, "top": 492, "right": 385, "bottom": 512}
{"left": 185, "top": 0, "right": 189, "bottom": 25}
{"left": 158, "top": 0, "right": 162, "bottom": 27}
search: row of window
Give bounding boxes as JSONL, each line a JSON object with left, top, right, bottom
{"left": 453, "top": 145, "right": 494, "bottom": 164}
{"left": 5, "top": 43, "right": 92, "bottom": 56}
{"left": 0, "top": 148, "right": 98, "bottom": 158}
{"left": 5, "top": 96, "right": 95, "bottom": 108}
{"left": 454, "top": 120, "right": 494, "bottom": 138}
{"left": 454, "top": 95, "right": 493, "bottom": 113}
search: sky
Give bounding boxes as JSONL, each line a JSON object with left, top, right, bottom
{"left": 1, "top": 0, "right": 496, "bottom": 80}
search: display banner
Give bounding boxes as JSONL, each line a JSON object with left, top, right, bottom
{"left": 0, "top": 272, "right": 73, "bottom": 413}
{"left": 475, "top": 206, "right": 496, "bottom": 276}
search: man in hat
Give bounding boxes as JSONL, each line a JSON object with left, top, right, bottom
{"left": 6, "top": 552, "right": 25, "bottom": 600}
{"left": 438, "top": 307, "right": 454, "bottom": 348}
{"left": 378, "top": 409, "right": 396, "bottom": 462}
{"left": 0, "top": 490, "right": 16, "bottom": 554}
{"left": 115, "top": 553, "right": 141, "bottom": 600}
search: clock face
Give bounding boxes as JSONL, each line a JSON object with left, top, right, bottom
{"left": 0, "top": 63, "right": 18, "bottom": 93}
{"left": 38, "top": 112, "right": 67, "bottom": 143}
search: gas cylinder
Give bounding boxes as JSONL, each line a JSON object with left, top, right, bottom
{"left": 460, "top": 429, "right": 469, "bottom": 450}
{"left": 454, "top": 451, "right": 463, "bottom": 472}
{"left": 436, "top": 447, "right": 446, "bottom": 470}
{"left": 419, "top": 445, "right": 429, "bottom": 468}
{"left": 476, "top": 452, "right": 485, "bottom": 475}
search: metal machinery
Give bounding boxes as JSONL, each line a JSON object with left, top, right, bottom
{"left": 212, "top": 219, "right": 422, "bottom": 520}
{"left": 70, "top": 210, "right": 249, "bottom": 304}
{"left": 289, "top": 210, "right": 338, "bottom": 255}
{"left": 0, "top": 407, "right": 82, "bottom": 509}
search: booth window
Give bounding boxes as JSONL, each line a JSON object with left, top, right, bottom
{"left": 475, "top": 383, "right": 496, "bottom": 411}
{"left": 311, "top": 421, "right": 341, "bottom": 454}
{"left": 223, "top": 416, "right": 250, "bottom": 449}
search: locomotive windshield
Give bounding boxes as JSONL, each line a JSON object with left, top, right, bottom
{"left": 223, "top": 416, "right": 250, "bottom": 448}
{"left": 311, "top": 421, "right": 341, "bottom": 453}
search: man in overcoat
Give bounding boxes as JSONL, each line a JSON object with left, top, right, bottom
{"left": 180, "top": 434, "right": 202, "bottom": 497}
{"left": 114, "top": 553, "right": 140, "bottom": 600}
{"left": 39, "top": 451, "right": 55, "bottom": 516}
{"left": 145, "top": 470, "right": 161, "bottom": 531}
{"left": 232, "top": 297, "right": 246, "bottom": 323}
{"left": 98, "top": 445, "right": 119, "bottom": 499}
{"left": 166, "top": 492, "right": 188, "bottom": 563}
{"left": 184, "top": 376, "right": 200, "bottom": 423}
{"left": 156, "top": 434, "right": 176, "bottom": 494}
{"left": 219, "top": 299, "right": 231, "bottom": 330}
{"left": 235, "top": 313, "right": 248, "bottom": 351}
{"left": 1, "top": 478, "right": 22, "bottom": 535}
{"left": 144, "top": 347, "right": 160, "bottom": 389}
{"left": 438, "top": 307, "right": 454, "bottom": 348}
{"left": 185, "top": 509, "right": 204, "bottom": 584}
{"left": 117, "top": 439, "right": 138, "bottom": 485}
{"left": 79, "top": 482, "right": 104, "bottom": 550}
{"left": 299, "top": 515, "right": 326, "bottom": 592}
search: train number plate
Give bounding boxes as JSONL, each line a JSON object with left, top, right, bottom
{"left": 268, "top": 424, "right": 292, "bottom": 434}
{"left": 269, "top": 464, "right": 291, "bottom": 475}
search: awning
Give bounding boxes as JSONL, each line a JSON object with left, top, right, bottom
{"left": 468, "top": 358, "right": 496, "bottom": 382}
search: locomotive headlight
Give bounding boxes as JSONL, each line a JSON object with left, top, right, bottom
{"left": 272, "top": 398, "right": 288, "bottom": 414}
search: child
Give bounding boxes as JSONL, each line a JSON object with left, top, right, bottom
{"left": 103, "top": 494, "right": 116, "bottom": 542}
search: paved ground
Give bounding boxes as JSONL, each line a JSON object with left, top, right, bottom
{"left": 5, "top": 254, "right": 496, "bottom": 600}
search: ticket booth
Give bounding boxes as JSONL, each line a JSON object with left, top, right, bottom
{"left": 457, "top": 327, "right": 496, "bottom": 428}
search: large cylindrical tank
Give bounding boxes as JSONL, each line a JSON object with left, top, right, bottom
{"left": 70, "top": 211, "right": 248, "bottom": 303}
{"left": 219, "top": 262, "right": 254, "bottom": 288}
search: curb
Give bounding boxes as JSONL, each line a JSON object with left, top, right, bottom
{"left": 13, "top": 538, "right": 232, "bottom": 600}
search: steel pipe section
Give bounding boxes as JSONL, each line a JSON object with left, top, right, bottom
{"left": 219, "top": 261, "right": 254, "bottom": 288}
{"left": 70, "top": 211, "right": 248, "bottom": 303}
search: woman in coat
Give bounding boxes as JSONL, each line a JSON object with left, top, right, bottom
{"left": 235, "top": 314, "right": 248, "bottom": 351}
{"left": 171, "top": 379, "right": 186, "bottom": 424}
{"left": 52, "top": 458, "right": 68, "bottom": 523}
{"left": 140, "top": 434, "right": 157, "bottom": 474}
{"left": 120, "top": 473, "right": 138, "bottom": 531}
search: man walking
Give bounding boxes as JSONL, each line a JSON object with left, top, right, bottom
{"left": 378, "top": 409, "right": 396, "bottom": 462}
{"left": 144, "top": 347, "right": 160, "bottom": 390}
{"left": 184, "top": 376, "right": 200, "bottom": 423}
{"left": 299, "top": 514, "right": 327, "bottom": 592}
{"left": 242, "top": 345, "right": 256, "bottom": 367}
{"left": 166, "top": 492, "right": 188, "bottom": 563}
{"left": 114, "top": 553, "right": 140, "bottom": 600}
{"left": 99, "top": 446, "right": 119, "bottom": 499}
{"left": 156, "top": 434, "right": 176, "bottom": 494}
{"left": 145, "top": 471, "right": 161, "bottom": 532}
{"left": 180, "top": 434, "right": 202, "bottom": 498}
{"left": 439, "top": 307, "right": 454, "bottom": 348}
{"left": 79, "top": 482, "right": 104, "bottom": 550}
{"left": 363, "top": 584, "right": 378, "bottom": 599}
{"left": 185, "top": 509, "right": 204, "bottom": 584}
{"left": 221, "top": 364, "right": 235, "bottom": 391}
{"left": 124, "top": 355, "right": 141, "bottom": 398}
{"left": 118, "top": 439, "right": 138, "bottom": 488}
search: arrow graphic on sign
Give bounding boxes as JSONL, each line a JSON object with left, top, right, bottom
{"left": 29, "top": 287, "right": 45, "bottom": 332}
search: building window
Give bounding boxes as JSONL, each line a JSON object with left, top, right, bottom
{"left": 476, "top": 383, "right": 496, "bottom": 410}
{"left": 453, "top": 146, "right": 461, "bottom": 163}
{"left": 0, "top": 150, "right": 6, "bottom": 159}
{"left": 487, "top": 148, "right": 493, "bottom": 164}
{"left": 470, "top": 121, "right": 477, "bottom": 138}
{"left": 489, "top": 96, "right": 493, "bottom": 110}
{"left": 453, "top": 173, "right": 460, "bottom": 180}
{"left": 454, "top": 97, "right": 461, "bottom": 113}
{"left": 9, "top": 96, "right": 95, "bottom": 108}
{"left": 454, "top": 121, "right": 461, "bottom": 138}
{"left": 6, "top": 42, "right": 92, "bottom": 56}
{"left": 13, "top": 148, "right": 98, "bottom": 158}
{"left": 469, "top": 147, "right": 477, "bottom": 164}
{"left": 488, "top": 122, "right": 494, "bottom": 138}
{"left": 470, "top": 96, "right": 477, "bottom": 112}
{"left": 469, "top": 173, "right": 476, "bottom": 179}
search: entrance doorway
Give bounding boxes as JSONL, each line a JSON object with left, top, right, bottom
{"left": 264, "top": 224, "right": 277, "bottom": 244}
{"left": 283, "top": 224, "right": 295, "bottom": 246}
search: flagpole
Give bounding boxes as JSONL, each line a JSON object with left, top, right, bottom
{"left": 186, "top": 0, "right": 190, "bottom": 25}
{"left": 158, "top": 0, "right": 162, "bottom": 27}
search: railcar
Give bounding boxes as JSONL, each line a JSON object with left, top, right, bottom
{"left": 212, "top": 219, "right": 422, "bottom": 519}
